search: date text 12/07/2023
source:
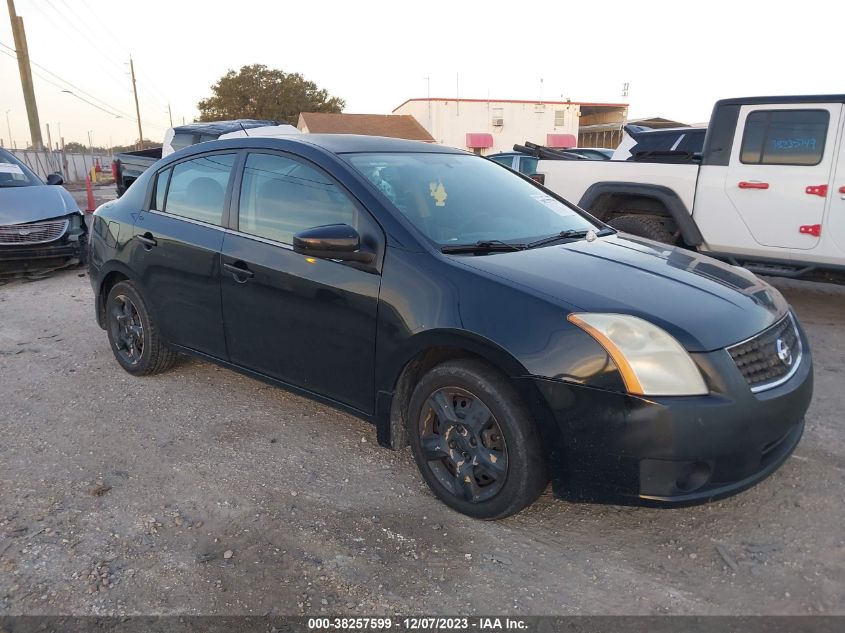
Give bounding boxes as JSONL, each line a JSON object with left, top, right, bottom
{"left": 306, "top": 617, "right": 529, "bottom": 630}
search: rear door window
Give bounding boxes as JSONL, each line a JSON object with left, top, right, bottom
{"left": 517, "top": 157, "right": 539, "bottom": 174}
{"left": 163, "top": 154, "right": 236, "bottom": 225}
{"left": 740, "top": 110, "right": 829, "bottom": 165}
{"left": 489, "top": 155, "right": 515, "bottom": 168}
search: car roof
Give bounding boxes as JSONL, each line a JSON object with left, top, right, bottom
{"left": 180, "top": 134, "right": 465, "bottom": 156}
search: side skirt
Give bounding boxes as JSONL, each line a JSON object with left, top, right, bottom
{"left": 168, "top": 344, "right": 376, "bottom": 426}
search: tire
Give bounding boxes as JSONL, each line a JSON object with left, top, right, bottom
{"left": 105, "top": 280, "right": 176, "bottom": 375}
{"left": 407, "top": 359, "right": 548, "bottom": 519}
{"left": 608, "top": 213, "right": 676, "bottom": 244}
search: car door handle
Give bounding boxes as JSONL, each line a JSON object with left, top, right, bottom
{"left": 135, "top": 233, "right": 157, "bottom": 249}
{"left": 223, "top": 261, "right": 254, "bottom": 281}
{"left": 738, "top": 181, "right": 769, "bottom": 190}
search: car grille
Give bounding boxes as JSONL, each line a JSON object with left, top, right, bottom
{"left": 0, "top": 218, "right": 69, "bottom": 245}
{"left": 727, "top": 313, "right": 802, "bottom": 392}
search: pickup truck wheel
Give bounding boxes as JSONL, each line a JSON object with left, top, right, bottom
{"left": 608, "top": 214, "right": 677, "bottom": 244}
{"left": 106, "top": 281, "right": 176, "bottom": 375}
{"left": 407, "top": 359, "right": 548, "bottom": 519}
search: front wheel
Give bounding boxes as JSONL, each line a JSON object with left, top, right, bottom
{"left": 407, "top": 359, "right": 548, "bottom": 519}
{"left": 105, "top": 280, "right": 176, "bottom": 375}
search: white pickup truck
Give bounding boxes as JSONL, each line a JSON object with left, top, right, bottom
{"left": 536, "top": 95, "right": 845, "bottom": 281}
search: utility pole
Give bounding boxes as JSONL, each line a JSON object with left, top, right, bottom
{"left": 129, "top": 56, "right": 144, "bottom": 149}
{"left": 5, "top": 109, "right": 11, "bottom": 149}
{"left": 7, "top": 0, "right": 42, "bottom": 148}
{"left": 167, "top": 103, "right": 173, "bottom": 127}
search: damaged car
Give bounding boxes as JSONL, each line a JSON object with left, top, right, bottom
{"left": 0, "top": 148, "right": 87, "bottom": 277}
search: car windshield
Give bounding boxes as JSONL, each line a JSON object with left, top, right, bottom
{"left": 345, "top": 152, "right": 597, "bottom": 246}
{"left": 0, "top": 149, "right": 40, "bottom": 187}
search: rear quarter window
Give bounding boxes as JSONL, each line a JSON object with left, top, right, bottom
{"left": 740, "top": 109, "right": 829, "bottom": 166}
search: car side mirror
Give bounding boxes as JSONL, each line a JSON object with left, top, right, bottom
{"left": 293, "top": 224, "right": 375, "bottom": 264}
{"left": 46, "top": 173, "right": 64, "bottom": 186}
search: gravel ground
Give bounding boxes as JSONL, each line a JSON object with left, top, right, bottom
{"left": 0, "top": 270, "right": 843, "bottom": 616}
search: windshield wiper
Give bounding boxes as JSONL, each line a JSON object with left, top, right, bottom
{"left": 441, "top": 239, "right": 525, "bottom": 254}
{"left": 526, "top": 227, "right": 613, "bottom": 249}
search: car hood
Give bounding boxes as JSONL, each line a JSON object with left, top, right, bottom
{"left": 453, "top": 234, "right": 788, "bottom": 352}
{"left": 0, "top": 185, "right": 80, "bottom": 224}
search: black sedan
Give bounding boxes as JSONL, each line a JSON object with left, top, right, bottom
{"left": 88, "top": 135, "right": 812, "bottom": 519}
{"left": 0, "top": 148, "right": 86, "bottom": 276}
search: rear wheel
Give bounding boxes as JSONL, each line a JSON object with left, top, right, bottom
{"left": 105, "top": 281, "right": 176, "bottom": 375}
{"left": 608, "top": 213, "right": 676, "bottom": 244}
{"left": 407, "top": 359, "right": 548, "bottom": 519}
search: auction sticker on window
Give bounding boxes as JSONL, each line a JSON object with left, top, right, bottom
{"left": 529, "top": 193, "right": 576, "bottom": 217}
{"left": 0, "top": 163, "right": 24, "bottom": 175}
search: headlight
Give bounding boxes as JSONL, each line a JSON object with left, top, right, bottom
{"left": 568, "top": 313, "right": 708, "bottom": 396}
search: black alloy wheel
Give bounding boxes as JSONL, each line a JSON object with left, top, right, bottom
{"left": 407, "top": 359, "right": 548, "bottom": 519}
{"left": 109, "top": 294, "right": 144, "bottom": 366}
{"left": 418, "top": 386, "right": 508, "bottom": 503}
{"left": 105, "top": 280, "right": 176, "bottom": 375}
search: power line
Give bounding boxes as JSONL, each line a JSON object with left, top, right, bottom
{"left": 0, "top": 45, "right": 133, "bottom": 119}
{"left": 32, "top": 0, "right": 172, "bottom": 127}
{"left": 0, "top": 42, "right": 167, "bottom": 131}
{"left": 74, "top": 0, "right": 171, "bottom": 109}
{"left": 23, "top": 0, "right": 173, "bottom": 130}
{"left": 47, "top": 0, "right": 171, "bottom": 115}
{"left": 30, "top": 0, "right": 130, "bottom": 90}
{"left": 0, "top": 40, "right": 132, "bottom": 119}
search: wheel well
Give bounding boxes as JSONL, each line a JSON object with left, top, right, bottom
{"left": 387, "top": 346, "right": 504, "bottom": 450}
{"left": 588, "top": 193, "right": 676, "bottom": 227}
{"left": 95, "top": 271, "right": 129, "bottom": 328}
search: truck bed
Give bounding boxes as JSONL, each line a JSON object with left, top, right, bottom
{"left": 114, "top": 148, "right": 162, "bottom": 197}
{"left": 538, "top": 160, "right": 700, "bottom": 213}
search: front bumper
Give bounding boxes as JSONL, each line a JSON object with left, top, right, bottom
{"left": 0, "top": 218, "right": 86, "bottom": 275}
{"left": 526, "top": 326, "right": 813, "bottom": 505}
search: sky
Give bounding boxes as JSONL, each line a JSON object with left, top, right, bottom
{"left": 1, "top": 0, "right": 843, "bottom": 149}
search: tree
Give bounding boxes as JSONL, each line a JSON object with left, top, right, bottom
{"left": 196, "top": 64, "right": 344, "bottom": 125}
{"left": 63, "top": 141, "right": 88, "bottom": 153}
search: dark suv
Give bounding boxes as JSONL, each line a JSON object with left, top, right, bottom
{"left": 88, "top": 135, "right": 812, "bottom": 519}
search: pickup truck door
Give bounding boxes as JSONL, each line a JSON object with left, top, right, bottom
{"left": 725, "top": 103, "right": 842, "bottom": 250}
{"left": 830, "top": 119, "right": 845, "bottom": 256}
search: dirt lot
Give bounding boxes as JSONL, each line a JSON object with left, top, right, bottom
{"left": 0, "top": 270, "right": 843, "bottom": 616}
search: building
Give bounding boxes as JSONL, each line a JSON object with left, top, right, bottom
{"left": 392, "top": 98, "right": 628, "bottom": 154}
{"left": 297, "top": 112, "right": 434, "bottom": 141}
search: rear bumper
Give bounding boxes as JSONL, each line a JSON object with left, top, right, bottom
{"left": 527, "top": 328, "right": 813, "bottom": 505}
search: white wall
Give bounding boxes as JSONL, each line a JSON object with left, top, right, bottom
{"left": 9, "top": 149, "right": 114, "bottom": 183}
{"left": 394, "top": 100, "right": 581, "bottom": 154}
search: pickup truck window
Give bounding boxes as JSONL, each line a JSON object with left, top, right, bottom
{"left": 518, "top": 157, "right": 539, "bottom": 175}
{"left": 170, "top": 132, "right": 195, "bottom": 153}
{"left": 740, "top": 109, "right": 829, "bottom": 166}
{"left": 490, "top": 155, "right": 514, "bottom": 168}
{"left": 163, "top": 154, "right": 236, "bottom": 226}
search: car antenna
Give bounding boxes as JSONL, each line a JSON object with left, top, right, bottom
{"left": 238, "top": 122, "right": 250, "bottom": 137}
